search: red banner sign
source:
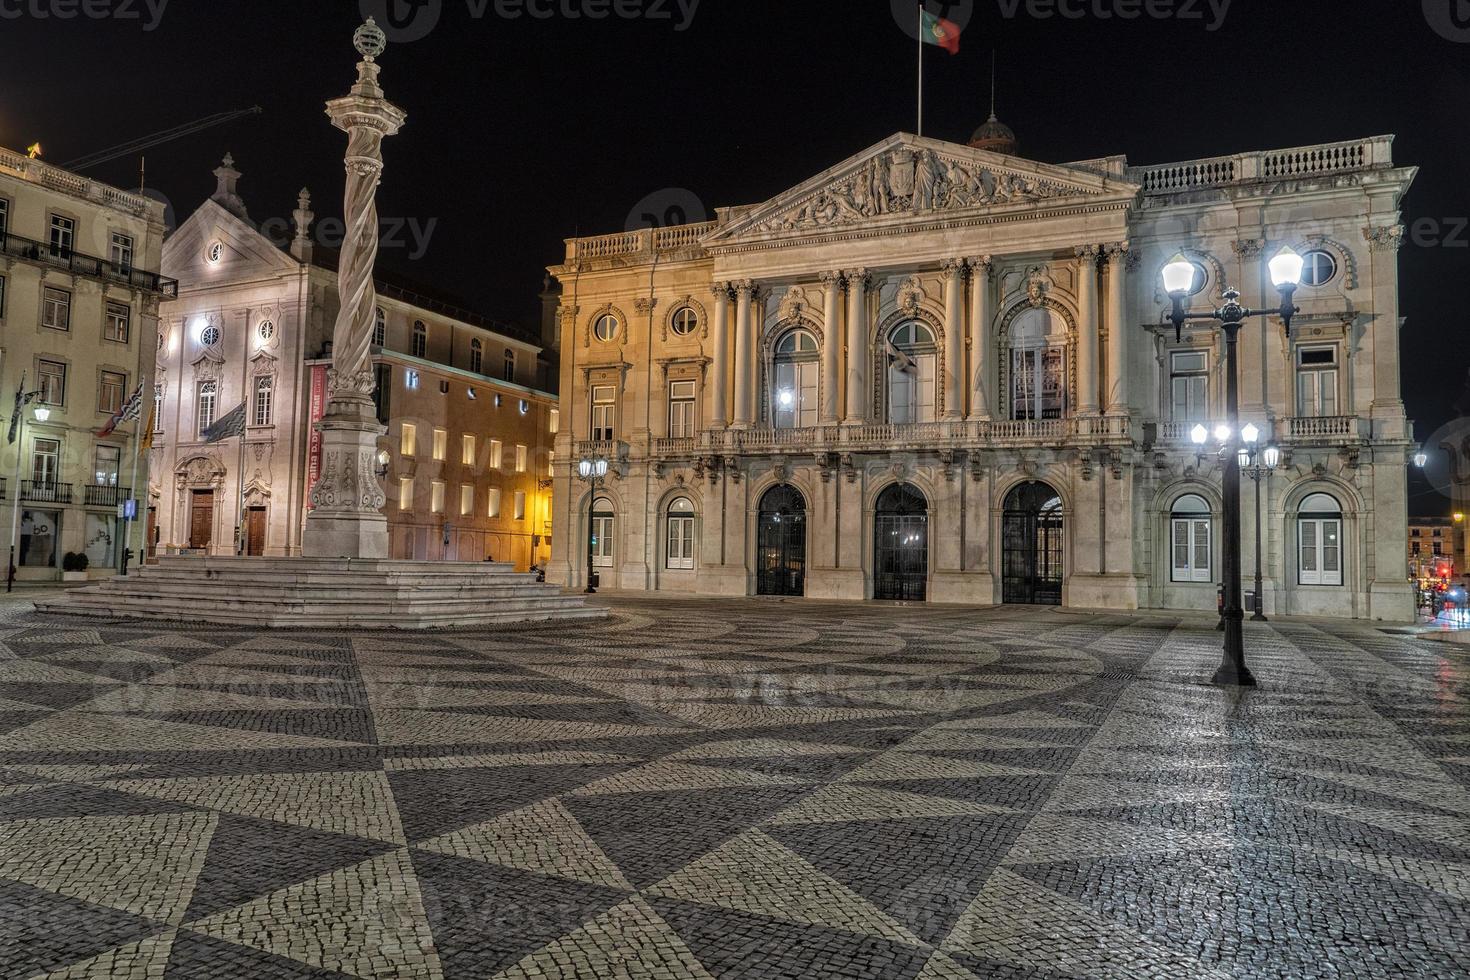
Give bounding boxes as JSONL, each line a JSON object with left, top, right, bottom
{"left": 306, "top": 364, "right": 328, "bottom": 510}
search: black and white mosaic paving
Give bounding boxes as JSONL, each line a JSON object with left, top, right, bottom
{"left": 0, "top": 593, "right": 1467, "bottom": 979}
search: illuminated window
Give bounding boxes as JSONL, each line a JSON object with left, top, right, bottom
{"left": 196, "top": 380, "right": 218, "bottom": 435}
{"left": 460, "top": 484, "right": 474, "bottom": 516}
{"left": 401, "top": 422, "right": 417, "bottom": 456}
{"left": 461, "top": 434, "right": 475, "bottom": 465}
{"left": 514, "top": 491, "right": 526, "bottom": 521}
{"left": 253, "top": 376, "right": 274, "bottom": 426}
{"left": 373, "top": 307, "right": 386, "bottom": 347}
{"left": 398, "top": 477, "right": 413, "bottom": 511}
{"left": 431, "top": 481, "right": 446, "bottom": 514}
{"left": 432, "top": 428, "right": 447, "bottom": 461}
{"left": 104, "top": 301, "right": 130, "bottom": 344}
{"left": 667, "top": 496, "right": 695, "bottom": 569}
{"left": 488, "top": 488, "right": 502, "bottom": 518}
{"left": 489, "top": 439, "right": 503, "bottom": 469}
{"left": 98, "top": 370, "right": 126, "bottom": 415}
{"left": 549, "top": 408, "right": 560, "bottom": 434}
{"left": 515, "top": 445, "right": 527, "bottom": 473}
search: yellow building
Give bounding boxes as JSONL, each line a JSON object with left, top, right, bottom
{"left": 0, "top": 146, "right": 171, "bottom": 580}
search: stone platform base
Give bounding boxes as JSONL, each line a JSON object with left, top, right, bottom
{"left": 34, "top": 556, "right": 608, "bottom": 630}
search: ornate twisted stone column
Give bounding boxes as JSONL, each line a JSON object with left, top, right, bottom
{"left": 820, "top": 272, "right": 843, "bottom": 423}
{"left": 843, "top": 269, "right": 870, "bottom": 425}
{"left": 303, "top": 19, "right": 406, "bottom": 560}
{"left": 941, "top": 260, "right": 966, "bottom": 420}
{"left": 1075, "top": 245, "right": 1101, "bottom": 414}
{"left": 708, "top": 284, "right": 731, "bottom": 429}
{"left": 732, "top": 281, "right": 756, "bottom": 429}
{"left": 1104, "top": 242, "right": 1131, "bottom": 415}
{"left": 967, "top": 256, "right": 993, "bottom": 420}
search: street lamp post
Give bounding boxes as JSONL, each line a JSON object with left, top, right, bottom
{"left": 1237, "top": 426, "right": 1281, "bottom": 622}
{"left": 1163, "top": 246, "right": 1304, "bottom": 687}
{"left": 577, "top": 456, "right": 609, "bottom": 594}
{"left": 7, "top": 400, "right": 48, "bottom": 594}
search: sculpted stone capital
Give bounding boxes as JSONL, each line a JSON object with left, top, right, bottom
{"left": 1231, "top": 238, "right": 1265, "bottom": 258}
{"left": 1104, "top": 241, "right": 1131, "bottom": 262}
{"left": 732, "top": 279, "right": 756, "bottom": 298}
{"left": 818, "top": 270, "right": 843, "bottom": 287}
{"left": 709, "top": 282, "right": 732, "bottom": 302}
{"left": 844, "top": 268, "right": 871, "bottom": 290}
{"left": 940, "top": 258, "right": 967, "bottom": 278}
{"left": 966, "top": 255, "right": 993, "bottom": 278}
{"left": 1364, "top": 224, "right": 1405, "bottom": 253}
{"left": 1074, "top": 244, "right": 1101, "bottom": 261}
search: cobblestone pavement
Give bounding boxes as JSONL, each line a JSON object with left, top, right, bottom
{"left": 0, "top": 593, "right": 1467, "bottom": 979}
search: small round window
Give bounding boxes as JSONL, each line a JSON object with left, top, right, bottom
{"left": 1184, "top": 261, "right": 1208, "bottom": 296}
{"left": 1301, "top": 250, "right": 1337, "bottom": 287}
{"left": 258, "top": 320, "right": 275, "bottom": 341}
{"left": 593, "top": 313, "right": 620, "bottom": 343}
{"left": 670, "top": 307, "right": 699, "bottom": 336}
{"left": 201, "top": 325, "right": 221, "bottom": 347}
{"left": 206, "top": 241, "right": 224, "bottom": 263}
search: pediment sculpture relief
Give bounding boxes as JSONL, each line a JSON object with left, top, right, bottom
{"left": 755, "top": 147, "right": 1077, "bottom": 234}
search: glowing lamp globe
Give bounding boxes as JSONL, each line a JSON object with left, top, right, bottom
{"left": 1162, "top": 253, "right": 1196, "bottom": 297}
{"left": 1269, "top": 245, "right": 1305, "bottom": 289}
{"left": 1413, "top": 451, "right": 1429, "bottom": 468}
{"left": 1190, "top": 424, "right": 1209, "bottom": 446}
{"left": 1263, "top": 444, "right": 1282, "bottom": 470}
{"left": 1237, "top": 448, "right": 1252, "bottom": 469}
{"left": 1213, "top": 424, "right": 1232, "bottom": 444}
{"left": 1242, "top": 423, "right": 1260, "bottom": 445}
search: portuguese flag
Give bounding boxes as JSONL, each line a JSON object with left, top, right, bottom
{"left": 920, "top": 8, "right": 961, "bottom": 55}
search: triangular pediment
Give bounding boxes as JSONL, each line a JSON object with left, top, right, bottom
{"left": 705, "top": 133, "right": 1139, "bottom": 247}
{"left": 163, "top": 198, "right": 303, "bottom": 285}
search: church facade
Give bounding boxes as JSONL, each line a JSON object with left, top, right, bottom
{"left": 547, "top": 125, "right": 1417, "bottom": 621}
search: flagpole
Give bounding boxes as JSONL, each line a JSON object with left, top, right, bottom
{"left": 122, "top": 417, "right": 142, "bottom": 575}
{"left": 917, "top": 2, "right": 924, "bottom": 137}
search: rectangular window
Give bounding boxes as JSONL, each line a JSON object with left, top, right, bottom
{"left": 110, "top": 232, "right": 134, "bottom": 270}
{"left": 487, "top": 487, "right": 502, "bottom": 518}
{"left": 504, "top": 350, "right": 516, "bottom": 382}
{"left": 42, "top": 286, "right": 71, "bottom": 331}
{"left": 401, "top": 422, "right": 417, "bottom": 456}
{"left": 592, "top": 514, "right": 615, "bottom": 567}
{"left": 458, "top": 434, "right": 474, "bottom": 466}
{"left": 1296, "top": 346, "right": 1339, "bottom": 418}
{"left": 1011, "top": 348, "right": 1065, "bottom": 420}
{"left": 1169, "top": 350, "right": 1209, "bottom": 421}
{"left": 460, "top": 484, "right": 474, "bottom": 516}
{"left": 398, "top": 477, "right": 414, "bottom": 511}
{"left": 18, "top": 509, "right": 60, "bottom": 568}
{"left": 38, "top": 359, "right": 66, "bottom": 406}
{"left": 196, "top": 381, "right": 218, "bottom": 435}
{"left": 431, "top": 481, "right": 446, "bottom": 514}
{"left": 514, "top": 491, "right": 526, "bottom": 521}
{"left": 0, "top": 197, "right": 8, "bottom": 237}
{"left": 94, "top": 445, "right": 121, "bottom": 487}
{"left": 775, "top": 361, "right": 820, "bottom": 429}
{"left": 1170, "top": 517, "right": 1211, "bottom": 583}
{"left": 32, "top": 438, "right": 61, "bottom": 485}
{"left": 98, "top": 370, "right": 126, "bottom": 415}
{"left": 490, "top": 439, "right": 503, "bottom": 469}
{"left": 668, "top": 515, "right": 695, "bottom": 570}
{"left": 515, "top": 445, "right": 527, "bottom": 473}
{"left": 432, "top": 428, "right": 447, "bottom": 461}
{"left": 549, "top": 408, "right": 560, "bottom": 435}
{"left": 1299, "top": 518, "right": 1344, "bottom": 586}
{"left": 49, "top": 214, "right": 75, "bottom": 255}
{"left": 590, "top": 385, "right": 616, "bottom": 441}
{"left": 104, "top": 301, "right": 131, "bottom": 344}
{"left": 669, "top": 380, "right": 697, "bottom": 438}
{"left": 253, "top": 376, "right": 274, "bottom": 426}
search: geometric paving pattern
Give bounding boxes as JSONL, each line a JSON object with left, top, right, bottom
{"left": 0, "top": 593, "right": 1468, "bottom": 979}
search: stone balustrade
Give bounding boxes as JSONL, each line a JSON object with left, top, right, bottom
{"left": 1127, "top": 135, "right": 1393, "bottom": 195}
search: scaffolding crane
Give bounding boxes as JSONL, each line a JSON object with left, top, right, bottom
{"left": 62, "top": 106, "right": 264, "bottom": 172}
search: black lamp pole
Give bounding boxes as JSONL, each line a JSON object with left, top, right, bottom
{"left": 578, "top": 458, "right": 606, "bottom": 594}
{"left": 1167, "top": 286, "right": 1298, "bottom": 688}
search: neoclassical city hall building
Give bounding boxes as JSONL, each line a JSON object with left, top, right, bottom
{"left": 547, "top": 120, "right": 1417, "bottom": 620}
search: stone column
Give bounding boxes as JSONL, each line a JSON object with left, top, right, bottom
{"left": 843, "top": 269, "right": 870, "bottom": 425}
{"left": 1104, "top": 242, "right": 1131, "bottom": 415}
{"left": 1075, "top": 245, "right": 1101, "bottom": 414}
{"left": 1232, "top": 238, "right": 1267, "bottom": 416}
{"left": 820, "top": 272, "right": 843, "bottom": 424}
{"left": 967, "top": 256, "right": 993, "bottom": 420}
{"left": 942, "top": 260, "right": 966, "bottom": 420}
{"left": 303, "top": 18, "right": 406, "bottom": 561}
{"left": 1366, "top": 224, "right": 1407, "bottom": 418}
{"left": 732, "top": 280, "right": 755, "bottom": 429}
{"left": 708, "top": 284, "right": 731, "bottom": 429}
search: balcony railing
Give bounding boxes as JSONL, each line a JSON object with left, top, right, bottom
{"left": 1128, "top": 135, "right": 1393, "bottom": 195}
{"left": 21, "top": 481, "right": 72, "bottom": 504}
{"left": 1284, "top": 416, "right": 1365, "bottom": 441}
{"left": 566, "top": 221, "right": 719, "bottom": 262}
{"left": 84, "top": 485, "right": 132, "bottom": 508}
{"left": 0, "top": 232, "right": 178, "bottom": 298}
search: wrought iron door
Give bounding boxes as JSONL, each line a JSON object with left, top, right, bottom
{"left": 757, "top": 485, "right": 806, "bottom": 597}
{"left": 874, "top": 483, "right": 929, "bottom": 601}
{"left": 1002, "top": 482, "right": 1064, "bottom": 605}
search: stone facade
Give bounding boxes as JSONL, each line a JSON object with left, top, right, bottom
{"left": 153, "top": 160, "right": 557, "bottom": 570}
{"left": 0, "top": 146, "right": 170, "bottom": 580}
{"left": 548, "top": 131, "right": 1417, "bottom": 621}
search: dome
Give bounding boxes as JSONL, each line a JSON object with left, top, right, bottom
{"left": 969, "top": 113, "right": 1018, "bottom": 155}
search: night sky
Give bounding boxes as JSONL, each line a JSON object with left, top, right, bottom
{"left": 2, "top": 0, "right": 1464, "bottom": 510}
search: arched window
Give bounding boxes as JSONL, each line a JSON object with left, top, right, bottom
{"left": 196, "top": 380, "right": 218, "bottom": 436}
{"left": 373, "top": 308, "right": 386, "bottom": 348}
{"left": 504, "top": 349, "right": 516, "bottom": 382}
{"left": 772, "top": 329, "right": 819, "bottom": 429}
{"left": 1009, "top": 308, "right": 1068, "bottom": 420}
{"left": 592, "top": 495, "right": 615, "bottom": 568}
{"left": 886, "top": 320, "right": 937, "bottom": 424}
{"left": 1299, "top": 493, "right": 1344, "bottom": 586}
{"left": 411, "top": 320, "right": 427, "bottom": 358}
{"left": 470, "top": 338, "right": 483, "bottom": 374}
{"left": 1170, "top": 493, "right": 1211, "bottom": 583}
{"left": 667, "top": 497, "right": 695, "bottom": 570}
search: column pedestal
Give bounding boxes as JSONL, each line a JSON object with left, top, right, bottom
{"left": 302, "top": 397, "right": 389, "bottom": 559}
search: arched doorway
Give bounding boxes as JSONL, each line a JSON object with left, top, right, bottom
{"left": 757, "top": 485, "right": 806, "bottom": 596}
{"left": 874, "top": 483, "right": 929, "bottom": 601}
{"left": 1002, "top": 482, "right": 1064, "bottom": 605}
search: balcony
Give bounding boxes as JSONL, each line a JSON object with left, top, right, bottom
{"left": 650, "top": 417, "right": 1132, "bottom": 458}
{"left": 84, "top": 485, "right": 132, "bottom": 508}
{"left": 21, "top": 481, "right": 72, "bottom": 504}
{"left": 0, "top": 232, "right": 178, "bottom": 298}
{"left": 1127, "top": 135, "right": 1394, "bottom": 196}
{"left": 1283, "top": 416, "right": 1367, "bottom": 442}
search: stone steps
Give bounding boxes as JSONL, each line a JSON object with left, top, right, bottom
{"left": 34, "top": 556, "right": 608, "bottom": 630}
